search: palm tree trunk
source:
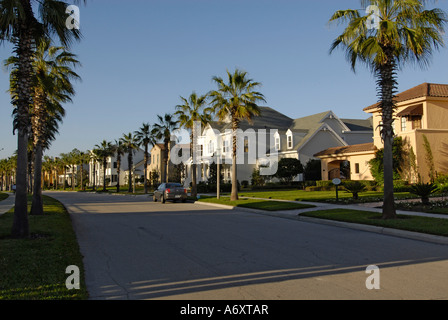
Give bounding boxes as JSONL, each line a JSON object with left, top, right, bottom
{"left": 11, "top": 1, "right": 34, "bottom": 238}
{"left": 12, "top": 132, "right": 30, "bottom": 238}
{"left": 128, "top": 152, "right": 133, "bottom": 193}
{"left": 103, "top": 159, "right": 107, "bottom": 192}
{"left": 117, "top": 155, "right": 121, "bottom": 193}
{"left": 144, "top": 145, "right": 148, "bottom": 194}
{"left": 164, "top": 140, "right": 170, "bottom": 183}
{"left": 31, "top": 143, "right": 44, "bottom": 216}
{"left": 191, "top": 133, "right": 197, "bottom": 198}
{"left": 230, "top": 119, "right": 239, "bottom": 201}
{"left": 377, "top": 49, "right": 398, "bottom": 220}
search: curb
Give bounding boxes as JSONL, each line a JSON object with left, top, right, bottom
{"left": 194, "top": 200, "right": 448, "bottom": 246}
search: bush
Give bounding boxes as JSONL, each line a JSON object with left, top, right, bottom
{"left": 343, "top": 181, "right": 367, "bottom": 200}
{"left": 410, "top": 182, "right": 438, "bottom": 205}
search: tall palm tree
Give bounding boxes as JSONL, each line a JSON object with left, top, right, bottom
{"left": 89, "top": 149, "right": 100, "bottom": 191}
{"left": 76, "top": 151, "right": 89, "bottom": 191}
{"left": 209, "top": 69, "right": 266, "bottom": 201}
{"left": 135, "top": 123, "right": 156, "bottom": 194}
{"left": 175, "top": 92, "right": 212, "bottom": 198}
{"left": 95, "top": 140, "right": 114, "bottom": 192}
{"left": 113, "top": 139, "right": 125, "bottom": 193}
{"left": 0, "top": 0, "right": 86, "bottom": 238}
{"left": 329, "top": 0, "right": 446, "bottom": 219}
{"left": 120, "top": 133, "right": 139, "bottom": 193}
{"left": 152, "top": 114, "right": 179, "bottom": 184}
{"left": 7, "top": 39, "right": 80, "bottom": 215}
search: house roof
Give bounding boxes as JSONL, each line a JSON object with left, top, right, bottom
{"left": 314, "top": 143, "right": 377, "bottom": 158}
{"left": 209, "top": 106, "right": 294, "bottom": 132}
{"left": 364, "top": 83, "right": 448, "bottom": 112}
{"left": 341, "top": 117, "right": 373, "bottom": 131}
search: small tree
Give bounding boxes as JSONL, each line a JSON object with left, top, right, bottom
{"left": 304, "top": 159, "right": 322, "bottom": 181}
{"left": 369, "top": 137, "right": 406, "bottom": 184}
{"left": 410, "top": 182, "right": 438, "bottom": 205}
{"left": 422, "top": 135, "right": 436, "bottom": 183}
{"left": 275, "top": 158, "right": 303, "bottom": 184}
{"left": 343, "top": 181, "right": 367, "bottom": 200}
{"left": 251, "top": 168, "right": 266, "bottom": 187}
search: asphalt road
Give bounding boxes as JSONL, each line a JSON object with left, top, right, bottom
{"left": 46, "top": 191, "right": 448, "bottom": 300}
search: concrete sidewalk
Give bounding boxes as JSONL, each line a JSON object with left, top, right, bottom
{"left": 0, "top": 193, "right": 15, "bottom": 216}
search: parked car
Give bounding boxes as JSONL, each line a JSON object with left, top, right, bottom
{"left": 153, "top": 183, "right": 188, "bottom": 203}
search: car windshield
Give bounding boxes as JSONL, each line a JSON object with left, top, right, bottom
{"left": 166, "top": 183, "right": 182, "bottom": 188}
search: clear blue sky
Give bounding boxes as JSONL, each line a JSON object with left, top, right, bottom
{"left": 1, "top": 0, "right": 447, "bottom": 158}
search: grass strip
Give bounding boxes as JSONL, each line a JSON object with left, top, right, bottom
{"left": 301, "top": 209, "right": 448, "bottom": 237}
{"left": 0, "top": 195, "right": 88, "bottom": 300}
{"left": 198, "top": 196, "right": 315, "bottom": 211}
{"left": 0, "top": 193, "right": 9, "bottom": 202}
{"left": 237, "top": 189, "right": 413, "bottom": 203}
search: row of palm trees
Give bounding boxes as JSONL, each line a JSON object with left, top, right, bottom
{"left": 0, "top": 0, "right": 87, "bottom": 238}
{"left": 85, "top": 69, "right": 265, "bottom": 201}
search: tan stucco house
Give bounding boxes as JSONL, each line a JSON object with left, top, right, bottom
{"left": 316, "top": 83, "right": 448, "bottom": 183}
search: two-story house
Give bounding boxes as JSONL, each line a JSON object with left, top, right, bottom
{"left": 182, "top": 107, "right": 373, "bottom": 186}
{"left": 89, "top": 147, "right": 146, "bottom": 188}
{"left": 315, "top": 83, "right": 448, "bottom": 183}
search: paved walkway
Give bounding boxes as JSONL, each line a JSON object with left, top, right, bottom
{"left": 0, "top": 193, "right": 15, "bottom": 216}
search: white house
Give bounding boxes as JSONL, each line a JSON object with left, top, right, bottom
{"left": 182, "top": 107, "right": 373, "bottom": 186}
{"left": 89, "top": 147, "right": 146, "bottom": 188}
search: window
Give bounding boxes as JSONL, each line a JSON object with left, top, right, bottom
{"left": 113, "top": 162, "right": 117, "bottom": 169}
{"left": 209, "top": 140, "right": 214, "bottom": 154}
{"left": 411, "top": 116, "right": 422, "bottom": 129}
{"left": 287, "top": 135, "right": 293, "bottom": 149}
{"left": 223, "top": 140, "right": 229, "bottom": 153}
{"left": 275, "top": 137, "right": 280, "bottom": 151}
{"left": 244, "top": 138, "right": 249, "bottom": 153}
{"left": 355, "top": 163, "right": 360, "bottom": 174}
{"left": 401, "top": 117, "right": 407, "bottom": 132}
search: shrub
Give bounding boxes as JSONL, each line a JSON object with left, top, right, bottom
{"left": 410, "top": 182, "right": 438, "bottom": 205}
{"left": 343, "top": 181, "right": 367, "bottom": 200}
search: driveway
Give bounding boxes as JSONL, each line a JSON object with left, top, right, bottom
{"left": 46, "top": 191, "right": 448, "bottom": 300}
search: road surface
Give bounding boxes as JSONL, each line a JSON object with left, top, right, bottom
{"left": 46, "top": 191, "right": 448, "bottom": 300}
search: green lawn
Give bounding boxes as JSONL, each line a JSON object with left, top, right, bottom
{"left": 237, "top": 189, "right": 413, "bottom": 203}
{"left": 198, "top": 196, "right": 315, "bottom": 211}
{"left": 301, "top": 209, "right": 448, "bottom": 237}
{"left": 0, "top": 193, "right": 9, "bottom": 201}
{"left": 0, "top": 195, "right": 88, "bottom": 300}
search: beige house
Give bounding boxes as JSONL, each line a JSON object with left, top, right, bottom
{"left": 316, "top": 83, "right": 448, "bottom": 183}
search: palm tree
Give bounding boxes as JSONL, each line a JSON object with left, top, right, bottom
{"left": 175, "top": 92, "right": 212, "bottom": 198}
{"left": 7, "top": 39, "right": 80, "bottom": 215}
{"left": 329, "top": 0, "right": 446, "bottom": 219}
{"left": 209, "top": 69, "right": 266, "bottom": 201}
{"left": 0, "top": 0, "right": 86, "bottom": 238}
{"left": 89, "top": 149, "right": 101, "bottom": 191}
{"left": 95, "top": 140, "right": 114, "bottom": 192}
{"left": 76, "top": 151, "right": 89, "bottom": 191}
{"left": 135, "top": 123, "right": 156, "bottom": 194}
{"left": 113, "top": 139, "right": 125, "bottom": 193}
{"left": 120, "top": 133, "right": 139, "bottom": 193}
{"left": 152, "top": 114, "right": 179, "bottom": 183}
